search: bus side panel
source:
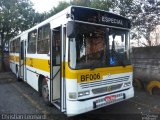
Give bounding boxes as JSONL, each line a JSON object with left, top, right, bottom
{"left": 25, "top": 56, "right": 50, "bottom": 92}
{"left": 9, "top": 54, "right": 19, "bottom": 75}
{"left": 26, "top": 65, "right": 39, "bottom": 91}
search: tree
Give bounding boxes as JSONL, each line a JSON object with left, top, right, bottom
{"left": 70, "top": 0, "right": 115, "bottom": 11}
{"left": 48, "top": 1, "right": 70, "bottom": 18}
{"left": 90, "top": 0, "right": 114, "bottom": 11}
{"left": 71, "top": 0, "right": 91, "bottom": 7}
{"left": 112, "top": 0, "right": 134, "bottom": 16}
{"left": 131, "top": 0, "right": 160, "bottom": 46}
{"left": 0, "top": 0, "right": 38, "bottom": 71}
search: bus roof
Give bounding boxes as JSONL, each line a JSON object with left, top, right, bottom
{"left": 11, "top": 5, "right": 130, "bottom": 41}
{"left": 71, "top": 5, "right": 130, "bottom": 20}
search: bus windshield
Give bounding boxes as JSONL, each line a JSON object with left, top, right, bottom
{"left": 69, "top": 22, "right": 130, "bottom": 69}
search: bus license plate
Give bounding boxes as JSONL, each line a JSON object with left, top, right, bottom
{"left": 105, "top": 95, "right": 116, "bottom": 102}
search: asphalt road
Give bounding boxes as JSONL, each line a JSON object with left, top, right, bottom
{"left": 0, "top": 72, "right": 160, "bottom": 120}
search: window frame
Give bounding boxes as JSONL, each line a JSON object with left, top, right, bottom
{"left": 15, "top": 38, "right": 20, "bottom": 53}
{"left": 37, "top": 24, "right": 50, "bottom": 54}
{"left": 27, "top": 29, "right": 37, "bottom": 54}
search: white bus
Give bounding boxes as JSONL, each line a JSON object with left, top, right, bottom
{"left": 9, "top": 6, "right": 134, "bottom": 116}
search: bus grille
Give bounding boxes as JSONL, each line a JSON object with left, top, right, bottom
{"left": 92, "top": 83, "right": 123, "bottom": 94}
{"left": 79, "top": 76, "right": 129, "bottom": 89}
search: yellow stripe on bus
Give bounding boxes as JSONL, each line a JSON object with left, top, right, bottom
{"left": 65, "top": 63, "right": 133, "bottom": 83}
{"left": 9, "top": 55, "right": 133, "bottom": 83}
{"left": 26, "top": 57, "right": 50, "bottom": 72}
{"left": 9, "top": 55, "right": 19, "bottom": 62}
{"left": 9, "top": 55, "right": 50, "bottom": 72}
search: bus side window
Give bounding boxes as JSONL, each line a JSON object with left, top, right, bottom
{"left": 28, "top": 30, "right": 37, "bottom": 53}
{"left": 37, "top": 24, "right": 50, "bottom": 54}
{"left": 15, "top": 38, "right": 20, "bottom": 53}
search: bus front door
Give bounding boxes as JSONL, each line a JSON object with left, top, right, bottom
{"left": 20, "top": 41, "right": 25, "bottom": 79}
{"left": 50, "top": 26, "right": 66, "bottom": 112}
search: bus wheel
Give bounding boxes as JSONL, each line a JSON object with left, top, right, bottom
{"left": 42, "top": 78, "right": 50, "bottom": 105}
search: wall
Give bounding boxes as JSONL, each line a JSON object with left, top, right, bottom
{"left": 131, "top": 46, "right": 160, "bottom": 82}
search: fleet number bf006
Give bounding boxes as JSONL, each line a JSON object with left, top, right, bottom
{"left": 80, "top": 73, "right": 101, "bottom": 82}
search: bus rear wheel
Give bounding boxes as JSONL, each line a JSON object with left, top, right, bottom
{"left": 42, "top": 78, "right": 50, "bottom": 105}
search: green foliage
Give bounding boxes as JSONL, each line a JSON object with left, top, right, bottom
{"left": 48, "top": 1, "right": 70, "bottom": 18}
{"left": 131, "top": 0, "right": 160, "bottom": 46}
{"left": 70, "top": 0, "right": 114, "bottom": 11}
{"left": 90, "top": 0, "right": 113, "bottom": 11}
{"left": 0, "top": 0, "right": 159, "bottom": 48}
{"left": 0, "top": 0, "right": 41, "bottom": 68}
{"left": 71, "top": 0, "right": 91, "bottom": 7}
{"left": 117, "top": 0, "right": 134, "bottom": 16}
{"left": 0, "top": 0, "right": 39, "bottom": 40}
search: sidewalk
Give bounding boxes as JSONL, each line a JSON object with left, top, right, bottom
{"left": 0, "top": 72, "right": 16, "bottom": 84}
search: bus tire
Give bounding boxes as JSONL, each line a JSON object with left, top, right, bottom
{"left": 38, "top": 75, "right": 43, "bottom": 96}
{"left": 42, "top": 77, "right": 51, "bottom": 105}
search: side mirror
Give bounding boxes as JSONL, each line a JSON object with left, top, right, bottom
{"left": 67, "top": 21, "right": 75, "bottom": 37}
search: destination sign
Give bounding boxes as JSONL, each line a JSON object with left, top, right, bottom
{"left": 101, "top": 16, "right": 123, "bottom": 25}
{"left": 71, "top": 7, "right": 131, "bottom": 29}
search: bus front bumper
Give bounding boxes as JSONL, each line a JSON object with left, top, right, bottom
{"left": 66, "top": 87, "right": 134, "bottom": 116}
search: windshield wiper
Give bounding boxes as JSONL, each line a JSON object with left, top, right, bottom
{"left": 111, "top": 50, "right": 126, "bottom": 67}
{"left": 89, "top": 64, "right": 96, "bottom": 70}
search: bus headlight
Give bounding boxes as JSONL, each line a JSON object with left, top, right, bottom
{"left": 69, "top": 92, "right": 77, "bottom": 99}
{"left": 78, "top": 90, "right": 90, "bottom": 97}
{"left": 124, "top": 81, "right": 131, "bottom": 87}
